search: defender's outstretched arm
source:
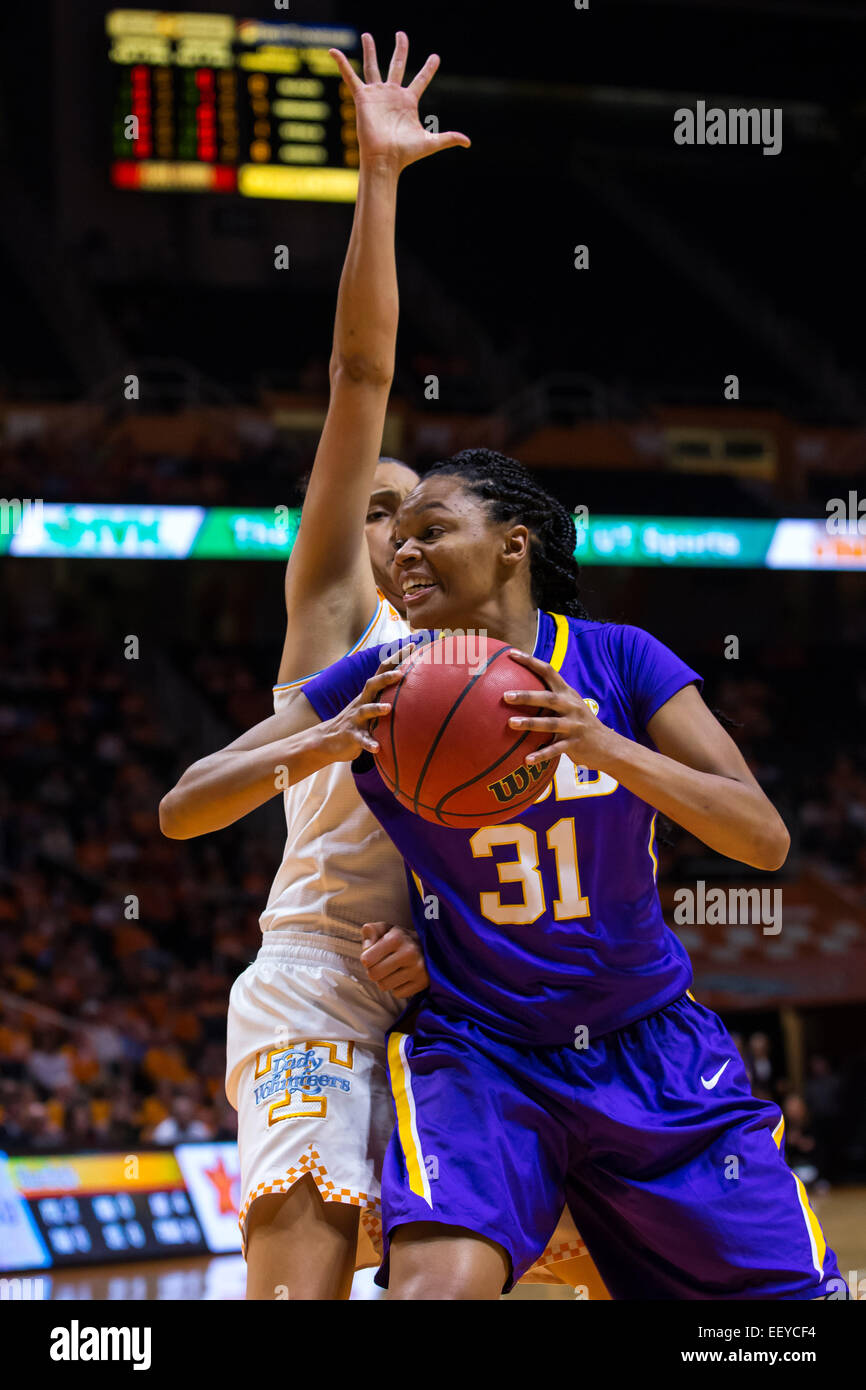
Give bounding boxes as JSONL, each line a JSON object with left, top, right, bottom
{"left": 277, "top": 32, "right": 469, "bottom": 686}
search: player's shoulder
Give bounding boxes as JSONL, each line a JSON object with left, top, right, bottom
{"left": 273, "top": 597, "right": 407, "bottom": 709}
{"left": 563, "top": 615, "right": 653, "bottom": 650}
{"left": 557, "top": 614, "right": 656, "bottom": 679}
{"left": 361, "top": 594, "right": 409, "bottom": 652}
{"left": 558, "top": 614, "right": 634, "bottom": 651}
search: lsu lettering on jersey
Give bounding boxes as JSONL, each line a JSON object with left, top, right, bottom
{"left": 303, "top": 611, "right": 700, "bottom": 1042}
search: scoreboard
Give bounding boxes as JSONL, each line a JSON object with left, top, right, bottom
{"left": 107, "top": 10, "right": 360, "bottom": 201}
{"left": 1, "top": 1151, "right": 209, "bottom": 1268}
{"left": 1, "top": 1146, "right": 243, "bottom": 1271}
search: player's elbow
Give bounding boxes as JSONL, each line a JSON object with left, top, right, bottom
{"left": 329, "top": 352, "right": 394, "bottom": 390}
{"left": 158, "top": 790, "right": 192, "bottom": 840}
{"left": 754, "top": 816, "right": 790, "bottom": 872}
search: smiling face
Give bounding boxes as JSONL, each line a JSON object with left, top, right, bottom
{"left": 388, "top": 474, "right": 533, "bottom": 633}
{"left": 365, "top": 460, "right": 419, "bottom": 613}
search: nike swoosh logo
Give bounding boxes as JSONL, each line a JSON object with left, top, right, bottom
{"left": 701, "top": 1060, "right": 731, "bottom": 1090}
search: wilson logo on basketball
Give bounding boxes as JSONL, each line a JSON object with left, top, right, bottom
{"left": 487, "top": 759, "right": 553, "bottom": 804}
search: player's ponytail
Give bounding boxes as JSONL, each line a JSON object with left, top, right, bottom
{"left": 425, "top": 448, "right": 590, "bottom": 620}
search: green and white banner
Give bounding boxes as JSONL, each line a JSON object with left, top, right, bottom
{"left": 2, "top": 504, "right": 864, "bottom": 570}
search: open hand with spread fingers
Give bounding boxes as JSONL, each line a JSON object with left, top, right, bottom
{"left": 503, "top": 650, "right": 623, "bottom": 772}
{"left": 329, "top": 31, "right": 470, "bottom": 173}
{"left": 317, "top": 656, "right": 407, "bottom": 763}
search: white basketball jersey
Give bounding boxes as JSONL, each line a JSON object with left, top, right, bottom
{"left": 258, "top": 595, "right": 411, "bottom": 955}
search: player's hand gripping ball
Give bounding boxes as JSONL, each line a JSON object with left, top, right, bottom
{"left": 370, "top": 637, "right": 557, "bottom": 828}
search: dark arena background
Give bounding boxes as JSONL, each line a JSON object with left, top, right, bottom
{"left": 1, "top": 0, "right": 864, "bottom": 1349}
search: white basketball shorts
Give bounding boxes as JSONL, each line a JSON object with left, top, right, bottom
{"left": 226, "top": 936, "right": 403, "bottom": 1262}
{"left": 226, "top": 934, "right": 604, "bottom": 1291}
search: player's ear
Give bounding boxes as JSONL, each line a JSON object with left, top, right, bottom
{"left": 501, "top": 524, "right": 530, "bottom": 567}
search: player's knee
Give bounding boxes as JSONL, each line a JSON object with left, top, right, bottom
{"left": 389, "top": 1263, "right": 500, "bottom": 1300}
{"left": 388, "top": 1223, "right": 508, "bottom": 1300}
{"left": 388, "top": 1273, "right": 474, "bottom": 1300}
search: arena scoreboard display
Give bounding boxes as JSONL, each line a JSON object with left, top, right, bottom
{"left": 107, "top": 10, "right": 360, "bottom": 201}
{"left": 0, "top": 1152, "right": 208, "bottom": 1268}
{"left": 0, "top": 1146, "right": 242, "bottom": 1271}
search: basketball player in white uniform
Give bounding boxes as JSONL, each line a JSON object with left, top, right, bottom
{"left": 162, "top": 32, "right": 608, "bottom": 1301}
{"left": 161, "top": 33, "right": 470, "bottom": 1300}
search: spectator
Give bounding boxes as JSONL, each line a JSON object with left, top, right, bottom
{"left": 151, "top": 1095, "right": 215, "bottom": 1145}
{"left": 27, "top": 1029, "right": 75, "bottom": 1092}
{"left": 804, "top": 1055, "right": 844, "bottom": 1181}
{"left": 782, "top": 1093, "right": 827, "bottom": 1194}
{"left": 746, "top": 1033, "right": 775, "bottom": 1091}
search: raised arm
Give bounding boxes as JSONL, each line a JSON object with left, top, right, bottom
{"left": 277, "top": 32, "right": 469, "bottom": 685}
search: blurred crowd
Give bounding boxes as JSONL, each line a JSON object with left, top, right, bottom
{"left": 0, "top": 604, "right": 275, "bottom": 1154}
{"left": 1, "top": 570, "right": 865, "bottom": 1177}
{"left": 0, "top": 350, "right": 483, "bottom": 510}
{"left": 730, "top": 1034, "right": 859, "bottom": 1192}
{"left": 0, "top": 418, "right": 307, "bottom": 509}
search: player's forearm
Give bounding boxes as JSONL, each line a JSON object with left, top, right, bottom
{"left": 330, "top": 160, "right": 400, "bottom": 386}
{"left": 599, "top": 734, "right": 790, "bottom": 871}
{"left": 159, "top": 729, "right": 330, "bottom": 839}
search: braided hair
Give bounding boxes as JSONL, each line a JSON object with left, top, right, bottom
{"left": 424, "top": 448, "right": 591, "bottom": 620}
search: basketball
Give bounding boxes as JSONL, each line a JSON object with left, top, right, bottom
{"left": 371, "top": 636, "right": 557, "bottom": 828}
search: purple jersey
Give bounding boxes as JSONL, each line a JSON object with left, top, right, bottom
{"left": 304, "top": 612, "right": 702, "bottom": 1044}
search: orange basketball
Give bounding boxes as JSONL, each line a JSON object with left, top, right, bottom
{"left": 371, "top": 636, "right": 556, "bottom": 828}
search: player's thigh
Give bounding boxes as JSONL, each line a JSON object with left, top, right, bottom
{"left": 245, "top": 1174, "right": 360, "bottom": 1301}
{"left": 388, "top": 1221, "right": 509, "bottom": 1301}
{"left": 382, "top": 1020, "right": 566, "bottom": 1292}
{"left": 567, "top": 1112, "right": 838, "bottom": 1300}
{"left": 566, "top": 995, "right": 841, "bottom": 1299}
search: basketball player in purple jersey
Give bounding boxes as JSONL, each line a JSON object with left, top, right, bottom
{"left": 162, "top": 36, "right": 608, "bottom": 1299}
{"left": 165, "top": 449, "right": 844, "bottom": 1300}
